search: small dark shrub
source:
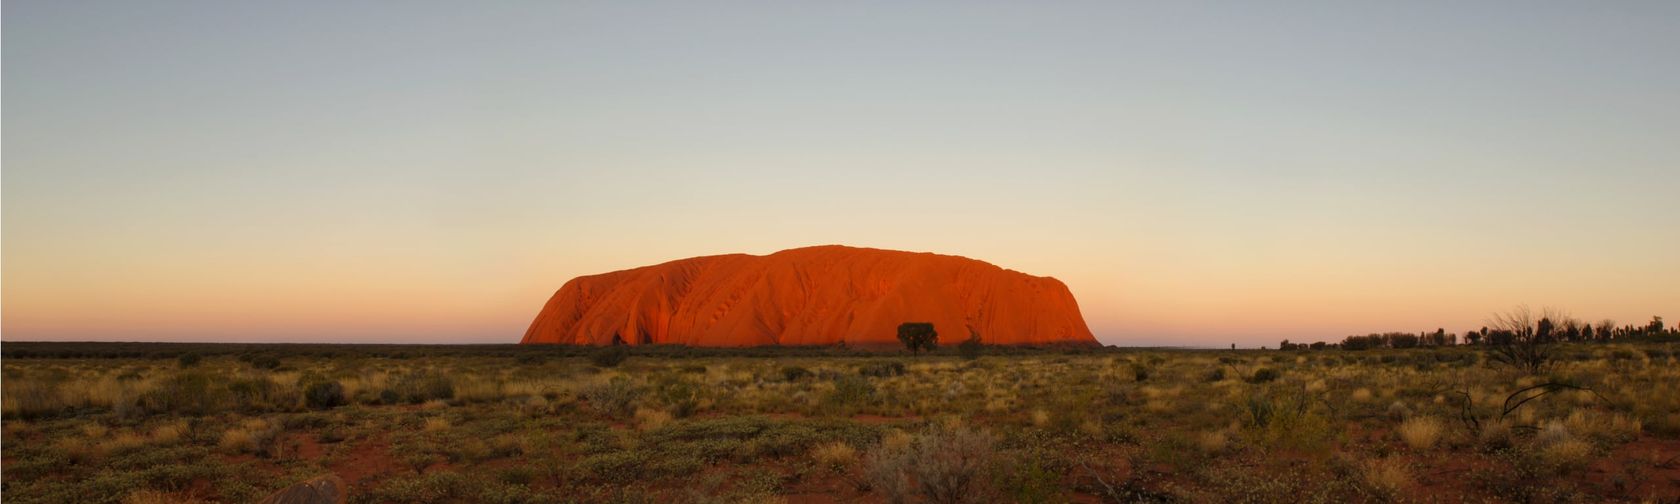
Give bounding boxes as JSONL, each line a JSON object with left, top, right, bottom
{"left": 248, "top": 355, "right": 281, "bottom": 370}
{"left": 781, "top": 366, "right": 813, "bottom": 381}
{"left": 1130, "top": 363, "right": 1150, "bottom": 382}
{"left": 589, "top": 345, "right": 629, "bottom": 368}
{"left": 304, "top": 381, "right": 346, "bottom": 410}
{"left": 1248, "top": 367, "right": 1281, "bottom": 383}
{"left": 177, "top": 353, "right": 202, "bottom": 368}
{"left": 1204, "top": 368, "right": 1226, "bottom": 382}
{"left": 859, "top": 362, "right": 906, "bottom": 378}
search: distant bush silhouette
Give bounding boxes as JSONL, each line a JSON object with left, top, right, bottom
{"left": 589, "top": 345, "right": 629, "bottom": 368}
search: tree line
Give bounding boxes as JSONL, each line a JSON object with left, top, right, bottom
{"left": 1280, "top": 308, "right": 1675, "bottom": 351}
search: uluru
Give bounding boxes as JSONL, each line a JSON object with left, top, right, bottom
{"left": 521, "top": 245, "right": 1098, "bottom": 347}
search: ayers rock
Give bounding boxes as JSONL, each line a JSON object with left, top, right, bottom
{"left": 521, "top": 245, "right": 1097, "bottom": 347}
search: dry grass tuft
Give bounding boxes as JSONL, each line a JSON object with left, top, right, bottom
{"left": 811, "top": 441, "right": 857, "bottom": 470}
{"left": 1361, "top": 457, "right": 1413, "bottom": 498}
{"left": 1198, "top": 429, "right": 1230, "bottom": 454}
{"left": 123, "top": 489, "right": 207, "bottom": 504}
{"left": 1030, "top": 409, "right": 1050, "bottom": 427}
{"left": 1397, "top": 416, "right": 1442, "bottom": 450}
{"left": 881, "top": 429, "right": 914, "bottom": 452}
{"left": 150, "top": 421, "right": 188, "bottom": 445}
{"left": 422, "top": 417, "right": 451, "bottom": 432}
{"left": 634, "top": 407, "right": 672, "bottom": 431}
{"left": 218, "top": 428, "right": 256, "bottom": 454}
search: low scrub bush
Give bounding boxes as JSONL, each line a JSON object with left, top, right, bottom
{"left": 387, "top": 371, "right": 455, "bottom": 404}
{"left": 303, "top": 380, "right": 346, "bottom": 410}
{"left": 142, "top": 372, "right": 229, "bottom": 416}
{"left": 781, "top": 366, "right": 813, "bottom": 381}
{"left": 825, "top": 375, "right": 875, "bottom": 413}
{"left": 589, "top": 345, "right": 629, "bottom": 368}
{"left": 859, "top": 362, "right": 906, "bottom": 378}
{"left": 865, "top": 424, "right": 996, "bottom": 504}
{"left": 580, "top": 377, "right": 640, "bottom": 417}
{"left": 1247, "top": 367, "right": 1281, "bottom": 383}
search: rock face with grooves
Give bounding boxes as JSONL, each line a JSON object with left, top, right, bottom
{"left": 521, "top": 245, "right": 1097, "bottom": 347}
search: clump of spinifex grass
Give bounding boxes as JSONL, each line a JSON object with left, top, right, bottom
{"left": 1398, "top": 416, "right": 1443, "bottom": 450}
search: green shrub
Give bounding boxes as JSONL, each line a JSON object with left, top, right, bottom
{"left": 825, "top": 375, "right": 875, "bottom": 411}
{"left": 654, "top": 376, "right": 704, "bottom": 418}
{"left": 303, "top": 380, "right": 346, "bottom": 410}
{"left": 1241, "top": 390, "right": 1333, "bottom": 450}
{"left": 866, "top": 424, "right": 996, "bottom": 504}
{"left": 227, "top": 376, "right": 296, "bottom": 413}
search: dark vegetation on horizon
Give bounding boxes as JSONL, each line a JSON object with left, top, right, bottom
{"left": 1284, "top": 311, "right": 1675, "bottom": 352}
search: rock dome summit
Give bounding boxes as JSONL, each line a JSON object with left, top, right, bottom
{"left": 520, "top": 246, "right": 1097, "bottom": 347}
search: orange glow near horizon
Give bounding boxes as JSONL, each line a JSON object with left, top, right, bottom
{"left": 4, "top": 2, "right": 1677, "bottom": 346}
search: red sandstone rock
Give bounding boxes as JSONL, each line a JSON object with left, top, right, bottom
{"left": 520, "top": 245, "right": 1097, "bottom": 347}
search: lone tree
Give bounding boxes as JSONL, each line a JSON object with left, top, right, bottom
{"left": 958, "top": 329, "right": 984, "bottom": 360}
{"left": 897, "top": 322, "right": 938, "bottom": 356}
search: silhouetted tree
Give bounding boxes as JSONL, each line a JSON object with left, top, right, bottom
{"left": 958, "top": 329, "right": 984, "bottom": 360}
{"left": 897, "top": 322, "right": 938, "bottom": 356}
{"left": 1486, "top": 305, "right": 1566, "bottom": 374}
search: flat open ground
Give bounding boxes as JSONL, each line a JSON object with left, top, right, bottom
{"left": 2, "top": 342, "right": 1678, "bottom": 503}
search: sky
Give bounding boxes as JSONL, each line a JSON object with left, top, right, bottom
{"left": 4, "top": 1, "right": 1677, "bottom": 346}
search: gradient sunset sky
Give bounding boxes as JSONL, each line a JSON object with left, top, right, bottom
{"left": 5, "top": 1, "right": 1677, "bottom": 346}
